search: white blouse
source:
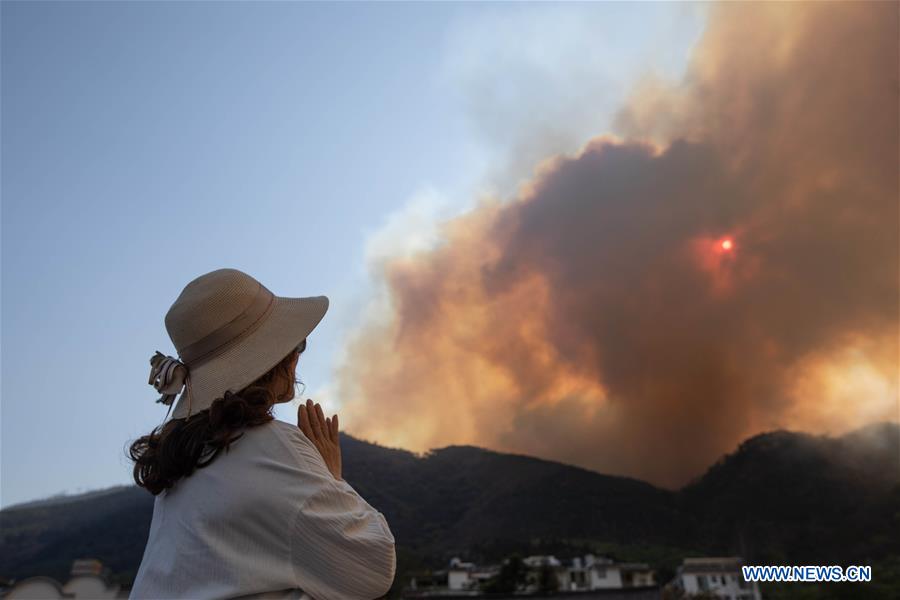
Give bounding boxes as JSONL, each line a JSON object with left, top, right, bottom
{"left": 130, "top": 419, "right": 396, "bottom": 600}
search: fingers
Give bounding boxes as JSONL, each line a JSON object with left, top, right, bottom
{"left": 307, "top": 399, "right": 324, "bottom": 439}
{"left": 298, "top": 404, "right": 312, "bottom": 439}
{"left": 298, "top": 399, "right": 340, "bottom": 444}
{"left": 324, "top": 413, "right": 339, "bottom": 443}
{"left": 300, "top": 401, "right": 321, "bottom": 441}
{"left": 315, "top": 402, "right": 327, "bottom": 435}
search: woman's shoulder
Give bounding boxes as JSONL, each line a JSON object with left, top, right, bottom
{"left": 239, "top": 419, "right": 340, "bottom": 501}
{"left": 250, "top": 418, "right": 320, "bottom": 464}
{"left": 266, "top": 418, "right": 311, "bottom": 445}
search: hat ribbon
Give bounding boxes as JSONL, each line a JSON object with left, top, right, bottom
{"left": 148, "top": 351, "right": 188, "bottom": 406}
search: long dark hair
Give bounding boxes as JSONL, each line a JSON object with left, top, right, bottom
{"left": 129, "top": 344, "right": 303, "bottom": 495}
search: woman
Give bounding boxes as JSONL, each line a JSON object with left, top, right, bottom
{"left": 128, "top": 268, "right": 395, "bottom": 600}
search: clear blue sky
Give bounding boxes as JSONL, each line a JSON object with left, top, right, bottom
{"left": 1, "top": 1, "right": 705, "bottom": 508}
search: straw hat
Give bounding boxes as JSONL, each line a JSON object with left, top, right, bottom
{"left": 147, "top": 268, "right": 329, "bottom": 420}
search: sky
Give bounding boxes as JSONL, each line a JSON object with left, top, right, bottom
{"left": 1, "top": 1, "right": 707, "bottom": 508}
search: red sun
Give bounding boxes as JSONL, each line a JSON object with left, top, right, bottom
{"left": 720, "top": 238, "right": 734, "bottom": 251}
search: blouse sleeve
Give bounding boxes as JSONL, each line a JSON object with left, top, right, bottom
{"left": 278, "top": 424, "right": 396, "bottom": 600}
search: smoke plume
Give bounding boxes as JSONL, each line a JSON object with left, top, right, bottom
{"left": 336, "top": 2, "right": 899, "bottom": 487}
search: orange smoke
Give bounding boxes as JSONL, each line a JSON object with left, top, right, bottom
{"left": 335, "top": 2, "right": 899, "bottom": 487}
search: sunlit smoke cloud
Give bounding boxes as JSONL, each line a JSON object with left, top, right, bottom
{"left": 336, "top": 2, "right": 898, "bottom": 487}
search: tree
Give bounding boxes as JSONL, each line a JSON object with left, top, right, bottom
{"left": 482, "top": 554, "right": 527, "bottom": 593}
{"left": 537, "top": 564, "right": 559, "bottom": 592}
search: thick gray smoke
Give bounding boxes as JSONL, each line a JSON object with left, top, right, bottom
{"left": 335, "top": 2, "right": 898, "bottom": 487}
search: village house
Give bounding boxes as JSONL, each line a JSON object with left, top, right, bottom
{"left": 447, "top": 557, "right": 500, "bottom": 592}
{"left": 3, "top": 559, "right": 128, "bottom": 599}
{"left": 669, "top": 557, "right": 761, "bottom": 600}
{"left": 552, "top": 554, "right": 656, "bottom": 591}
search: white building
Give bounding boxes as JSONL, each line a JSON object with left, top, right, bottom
{"left": 618, "top": 563, "right": 656, "bottom": 587}
{"left": 522, "top": 555, "right": 562, "bottom": 569}
{"left": 446, "top": 557, "right": 499, "bottom": 592}
{"left": 671, "top": 557, "right": 761, "bottom": 600}
{"left": 555, "top": 554, "right": 656, "bottom": 591}
{"left": 4, "top": 559, "right": 127, "bottom": 599}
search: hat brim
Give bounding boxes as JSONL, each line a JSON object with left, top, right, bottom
{"left": 170, "top": 294, "right": 329, "bottom": 420}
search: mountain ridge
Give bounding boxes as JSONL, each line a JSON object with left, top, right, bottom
{"left": 7, "top": 421, "right": 896, "bottom": 512}
{"left": 1, "top": 421, "right": 898, "bottom": 591}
